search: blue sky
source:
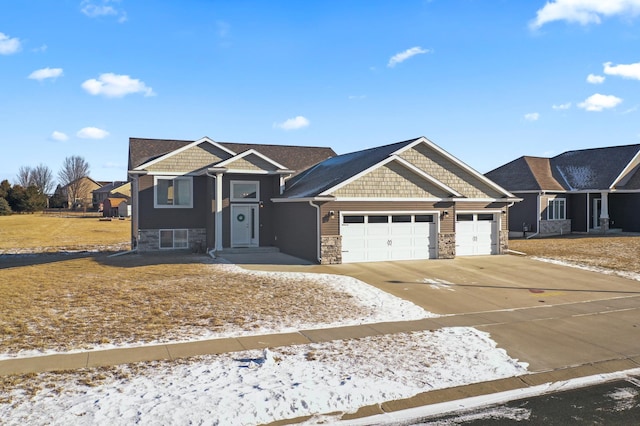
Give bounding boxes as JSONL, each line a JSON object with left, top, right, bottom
{"left": 2, "top": 0, "right": 640, "bottom": 185}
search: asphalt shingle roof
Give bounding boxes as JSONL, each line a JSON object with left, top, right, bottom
{"left": 128, "top": 137, "right": 336, "bottom": 175}
{"left": 486, "top": 144, "right": 640, "bottom": 191}
{"left": 282, "top": 139, "right": 419, "bottom": 198}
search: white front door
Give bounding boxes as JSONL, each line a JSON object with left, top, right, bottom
{"left": 231, "top": 204, "right": 259, "bottom": 247}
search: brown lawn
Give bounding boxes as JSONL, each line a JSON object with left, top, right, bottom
{"left": 509, "top": 234, "right": 640, "bottom": 275}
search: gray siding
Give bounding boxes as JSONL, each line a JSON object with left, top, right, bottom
{"left": 508, "top": 193, "right": 539, "bottom": 233}
{"left": 569, "top": 193, "right": 588, "bottom": 232}
{"left": 610, "top": 193, "right": 640, "bottom": 232}
{"left": 138, "top": 175, "right": 208, "bottom": 229}
{"left": 273, "top": 202, "right": 319, "bottom": 262}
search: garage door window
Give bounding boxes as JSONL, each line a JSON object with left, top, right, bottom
{"left": 457, "top": 214, "right": 474, "bottom": 221}
{"left": 368, "top": 215, "right": 389, "bottom": 224}
{"left": 478, "top": 214, "right": 494, "bottom": 221}
{"left": 343, "top": 215, "right": 365, "bottom": 224}
{"left": 415, "top": 215, "right": 434, "bottom": 222}
{"left": 392, "top": 215, "right": 411, "bottom": 223}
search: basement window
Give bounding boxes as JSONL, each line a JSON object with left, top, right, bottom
{"left": 160, "top": 229, "right": 189, "bottom": 249}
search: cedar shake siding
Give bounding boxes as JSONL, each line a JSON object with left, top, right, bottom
{"left": 331, "top": 162, "right": 451, "bottom": 198}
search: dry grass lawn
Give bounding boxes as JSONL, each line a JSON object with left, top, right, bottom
{"left": 0, "top": 253, "right": 362, "bottom": 354}
{"left": 509, "top": 234, "right": 640, "bottom": 275}
{"left": 0, "top": 214, "right": 130, "bottom": 253}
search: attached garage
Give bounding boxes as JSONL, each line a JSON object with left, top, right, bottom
{"left": 341, "top": 213, "right": 437, "bottom": 263}
{"left": 455, "top": 213, "right": 499, "bottom": 256}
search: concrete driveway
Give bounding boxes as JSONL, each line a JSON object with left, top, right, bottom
{"left": 241, "top": 255, "right": 640, "bottom": 372}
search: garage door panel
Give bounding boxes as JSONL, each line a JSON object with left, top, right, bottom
{"left": 341, "top": 214, "right": 436, "bottom": 263}
{"left": 455, "top": 213, "right": 497, "bottom": 256}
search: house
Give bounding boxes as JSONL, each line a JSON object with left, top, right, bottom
{"left": 486, "top": 144, "right": 640, "bottom": 236}
{"left": 54, "top": 176, "right": 102, "bottom": 209}
{"left": 93, "top": 181, "right": 131, "bottom": 210}
{"left": 103, "top": 197, "right": 130, "bottom": 217}
{"left": 128, "top": 136, "right": 518, "bottom": 264}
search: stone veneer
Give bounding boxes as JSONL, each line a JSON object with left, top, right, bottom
{"left": 539, "top": 219, "right": 571, "bottom": 236}
{"left": 499, "top": 230, "right": 508, "bottom": 254}
{"left": 321, "top": 235, "right": 342, "bottom": 264}
{"left": 137, "top": 228, "right": 207, "bottom": 252}
{"left": 438, "top": 233, "right": 455, "bottom": 259}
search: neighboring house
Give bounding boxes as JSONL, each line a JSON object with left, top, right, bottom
{"left": 93, "top": 181, "right": 131, "bottom": 210}
{"left": 486, "top": 144, "right": 640, "bottom": 236}
{"left": 128, "top": 136, "right": 518, "bottom": 264}
{"left": 103, "top": 197, "right": 129, "bottom": 217}
{"left": 55, "top": 176, "right": 102, "bottom": 209}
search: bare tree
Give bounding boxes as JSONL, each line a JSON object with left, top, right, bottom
{"left": 58, "top": 156, "right": 91, "bottom": 208}
{"left": 31, "top": 163, "right": 55, "bottom": 195}
{"left": 16, "top": 166, "right": 32, "bottom": 187}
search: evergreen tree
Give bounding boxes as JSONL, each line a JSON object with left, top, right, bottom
{"left": 0, "top": 197, "right": 11, "bottom": 215}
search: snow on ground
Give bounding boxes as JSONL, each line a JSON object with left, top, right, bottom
{"left": 532, "top": 257, "right": 640, "bottom": 282}
{"left": 1, "top": 328, "right": 528, "bottom": 426}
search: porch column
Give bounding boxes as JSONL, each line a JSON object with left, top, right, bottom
{"left": 600, "top": 191, "right": 610, "bottom": 233}
{"left": 215, "top": 172, "right": 224, "bottom": 250}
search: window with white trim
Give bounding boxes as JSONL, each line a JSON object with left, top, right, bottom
{"left": 159, "top": 229, "right": 189, "bottom": 249}
{"left": 155, "top": 176, "right": 193, "bottom": 208}
{"left": 548, "top": 198, "right": 566, "bottom": 220}
{"left": 231, "top": 180, "right": 259, "bottom": 201}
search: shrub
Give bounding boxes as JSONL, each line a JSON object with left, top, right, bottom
{"left": 0, "top": 197, "right": 11, "bottom": 215}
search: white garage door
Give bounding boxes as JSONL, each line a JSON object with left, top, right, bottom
{"left": 341, "top": 214, "right": 437, "bottom": 263}
{"left": 455, "top": 213, "right": 498, "bottom": 256}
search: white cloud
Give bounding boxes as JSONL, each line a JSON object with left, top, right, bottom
{"left": 28, "top": 67, "right": 64, "bottom": 81}
{"left": 81, "top": 73, "right": 155, "bottom": 98}
{"left": 32, "top": 44, "right": 48, "bottom": 53}
{"left": 524, "top": 112, "right": 540, "bottom": 121}
{"left": 387, "top": 46, "right": 430, "bottom": 68}
{"left": 348, "top": 95, "right": 367, "bottom": 100}
{"left": 0, "top": 32, "right": 21, "bottom": 55}
{"left": 578, "top": 93, "right": 623, "bottom": 111}
{"left": 51, "top": 131, "right": 69, "bottom": 141}
{"left": 586, "top": 74, "right": 605, "bottom": 84}
{"left": 530, "top": 0, "right": 640, "bottom": 29}
{"left": 77, "top": 127, "right": 110, "bottom": 139}
{"left": 81, "top": 0, "right": 127, "bottom": 23}
{"left": 603, "top": 61, "right": 640, "bottom": 80}
{"left": 273, "top": 116, "right": 310, "bottom": 130}
{"left": 552, "top": 102, "right": 572, "bottom": 110}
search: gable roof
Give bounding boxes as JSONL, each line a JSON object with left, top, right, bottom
{"left": 93, "top": 181, "right": 128, "bottom": 194}
{"left": 128, "top": 137, "right": 336, "bottom": 175}
{"left": 282, "top": 137, "right": 514, "bottom": 199}
{"left": 283, "top": 139, "right": 415, "bottom": 198}
{"left": 487, "top": 144, "right": 640, "bottom": 192}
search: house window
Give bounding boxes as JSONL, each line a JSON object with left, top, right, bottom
{"left": 548, "top": 199, "right": 566, "bottom": 220}
{"left": 231, "top": 181, "right": 259, "bottom": 202}
{"left": 159, "top": 229, "right": 189, "bottom": 249}
{"left": 155, "top": 176, "right": 193, "bottom": 208}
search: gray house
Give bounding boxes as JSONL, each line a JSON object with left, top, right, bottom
{"left": 486, "top": 144, "right": 640, "bottom": 236}
{"left": 128, "top": 136, "right": 518, "bottom": 263}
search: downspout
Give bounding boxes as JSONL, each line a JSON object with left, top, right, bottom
{"left": 308, "top": 200, "right": 322, "bottom": 263}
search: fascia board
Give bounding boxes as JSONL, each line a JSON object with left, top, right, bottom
{"left": 134, "top": 136, "right": 235, "bottom": 171}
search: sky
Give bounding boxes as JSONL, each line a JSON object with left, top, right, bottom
{"left": 1, "top": 0, "right": 640, "bottom": 185}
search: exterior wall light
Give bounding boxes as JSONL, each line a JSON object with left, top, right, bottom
{"left": 329, "top": 210, "right": 336, "bottom": 219}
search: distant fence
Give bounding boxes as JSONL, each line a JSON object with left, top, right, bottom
{"left": 42, "top": 209, "right": 102, "bottom": 218}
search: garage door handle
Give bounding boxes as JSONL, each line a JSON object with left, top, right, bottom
{"left": 387, "top": 240, "right": 392, "bottom": 246}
